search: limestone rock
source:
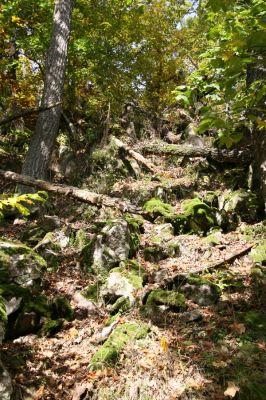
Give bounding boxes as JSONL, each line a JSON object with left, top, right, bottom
{"left": 182, "top": 282, "right": 220, "bottom": 306}
{"left": 100, "top": 261, "right": 146, "bottom": 311}
{"left": 85, "top": 219, "right": 138, "bottom": 273}
{"left": 142, "top": 222, "right": 180, "bottom": 262}
{"left": 0, "top": 239, "right": 46, "bottom": 288}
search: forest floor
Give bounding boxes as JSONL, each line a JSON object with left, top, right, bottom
{"left": 0, "top": 142, "right": 266, "bottom": 400}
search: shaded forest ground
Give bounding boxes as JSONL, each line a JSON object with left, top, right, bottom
{"left": 0, "top": 137, "right": 266, "bottom": 400}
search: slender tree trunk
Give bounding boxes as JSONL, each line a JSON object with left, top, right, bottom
{"left": 247, "top": 61, "right": 266, "bottom": 212}
{"left": 21, "top": 0, "right": 73, "bottom": 189}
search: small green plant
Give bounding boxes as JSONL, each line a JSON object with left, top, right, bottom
{"left": 0, "top": 191, "right": 48, "bottom": 220}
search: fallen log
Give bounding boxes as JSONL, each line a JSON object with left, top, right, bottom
{"left": 0, "top": 169, "right": 145, "bottom": 215}
{"left": 112, "top": 136, "right": 158, "bottom": 173}
{"left": 141, "top": 143, "right": 253, "bottom": 164}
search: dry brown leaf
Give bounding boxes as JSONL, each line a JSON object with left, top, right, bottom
{"left": 230, "top": 322, "right": 246, "bottom": 335}
{"left": 34, "top": 385, "right": 45, "bottom": 400}
{"left": 224, "top": 381, "right": 240, "bottom": 397}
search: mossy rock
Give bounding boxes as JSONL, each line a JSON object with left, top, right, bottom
{"left": 80, "top": 237, "right": 97, "bottom": 272}
{"left": 73, "top": 229, "right": 92, "bottom": 252}
{"left": 203, "top": 233, "right": 221, "bottom": 246}
{"left": 89, "top": 322, "right": 149, "bottom": 369}
{"left": 0, "top": 283, "right": 31, "bottom": 302}
{"left": 0, "top": 239, "right": 47, "bottom": 287}
{"left": 100, "top": 260, "right": 146, "bottom": 310}
{"left": 146, "top": 289, "right": 186, "bottom": 311}
{"left": 143, "top": 198, "right": 175, "bottom": 219}
{"left": 40, "top": 318, "right": 65, "bottom": 337}
{"left": 24, "top": 295, "right": 51, "bottom": 316}
{"left": 83, "top": 219, "right": 139, "bottom": 274}
{"left": 250, "top": 240, "right": 266, "bottom": 265}
{"left": 51, "top": 297, "right": 74, "bottom": 321}
{"left": 107, "top": 296, "right": 131, "bottom": 315}
{"left": 219, "top": 189, "right": 262, "bottom": 223}
{"left": 182, "top": 276, "right": 220, "bottom": 306}
{"left": 34, "top": 230, "right": 69, "bottom": 270}
{"left": 111, "top": 260, "right": 147, "bottom": 288}
{"left": 82, "top": 282, "right": 102, "bottom": 302}
{"left": 181, "top": 198, "right": 216, "bottom": 234}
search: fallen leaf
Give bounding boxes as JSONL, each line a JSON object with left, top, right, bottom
{"left": 224, "top": 381, "right": 240, "bottom": 398}
{"left": 230, "top": 322, "right": 246, "bottom": 335}
{"left": 34, "top": 385, "right": 45, "bottom": 400}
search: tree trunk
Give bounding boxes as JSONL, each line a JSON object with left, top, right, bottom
{"left": 247, "top": 62, "right": 266, "bottom": 212}
{"left": 21, "top": 0, "right": 73, "bottom": 188}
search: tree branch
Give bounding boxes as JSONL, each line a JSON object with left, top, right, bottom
{"left": 0, "top": 102, "right": 62, "bottom": 126}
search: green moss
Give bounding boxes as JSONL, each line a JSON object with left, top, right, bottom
{"left": 73, "top": 229, "right": 91, "bottom": 251}
{"left": 80, "top": 237, "right": 96, "bottom": 271}
{"left": 203, "top": 234, "right": 221, "bottom": 246}
{"left": 82, "top": 282, "right": 102, "bottom": 302}
{"left": 143, "top": 198, "right": 175, "bottom": 219}
{"left": 40, "top": 318, "right": 64, "bottom": 337}
{"left": 181, "top": 198, "right": 216, "bottom": 233}
{"left": 89, "top": 322, "right": 149, "bottom": 369}
{"left": 250, "top": 240, "right": 266, "bottom": 265}
{"left": 146, "top": 289, "right": 186, "bottom": 310}
{"left": 0, "top": 295, "right": 7, "bottom": 325}
{"left": 124, "top": 214, "right": 145, "bottom": 230}
{"left": 111, "top": 260, "right": 146, "bottom": 289}
{"left": 0, "top": 239, "right": 47, "bottom": 283}
{"left": 24, "top": 295, "right": 50, "bottom": 316}
{"left": 108, "top": 296, "right": 130, "bottom": 314}
{"left": 51, "top": 297, "right": 74, "bottom": 321}
{"left": 0, "top": 283, "right": 31, "bottom": 301}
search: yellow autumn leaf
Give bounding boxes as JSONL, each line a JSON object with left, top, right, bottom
{"left": 160, "top": 336, "right": 169, "bottom": 352}
{"left": 257, "top": 120, "right": 266, "bottom": 130}
{"left": 224, "top": 381, "right": 240, "bottom": 398}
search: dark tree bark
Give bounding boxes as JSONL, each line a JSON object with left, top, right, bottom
{"left": 247, "top": 61, "right": 266, "bottom": 212}
{"left": 21, "top": 0, "right": 73, "bottom": 189}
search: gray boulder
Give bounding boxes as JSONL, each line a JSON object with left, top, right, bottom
{"left": 182, "top": 282, "right": 220, "bottom": 306}
{"left": 0, "top": 239, "right": 46, "bottom": 288}
{"left": 88, "top": 219, "right": 137, "bottom": 273}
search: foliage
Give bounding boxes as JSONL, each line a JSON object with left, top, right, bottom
{"left": 0, "top": 191, "right": 47, "bottom": 220}
{"left": 174, "top": 0, "right": 266, "bottom": 148}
